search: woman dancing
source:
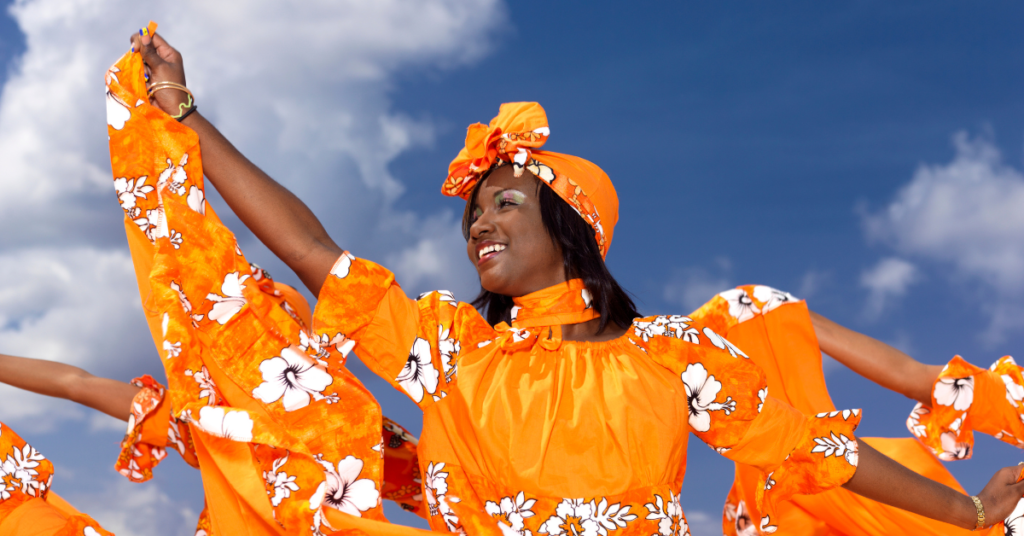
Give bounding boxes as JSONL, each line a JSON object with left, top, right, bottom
{"left": 104, "top": 27, "right": 1024, "bottom": 535}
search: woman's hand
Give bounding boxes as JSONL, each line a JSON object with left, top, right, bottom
{"left": 976, "top": 465, "right": 1024, "bottom": 528}
{"left": 129, "top": 30, "right": 190, "bottom": 117}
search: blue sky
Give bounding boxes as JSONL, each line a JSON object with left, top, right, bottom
{"left": 0, "top": 2, "right": 1023, "bottom": 535}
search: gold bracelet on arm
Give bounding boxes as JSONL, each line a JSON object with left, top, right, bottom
{"left": 970, "top": 495, "right": 985, "bottom": 531}
{"left": 146, "top": 81, "right": 196, "bottom": 121}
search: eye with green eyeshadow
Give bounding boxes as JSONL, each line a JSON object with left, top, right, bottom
{"left": 495, "top": 189, "right": 527, "bottom": 208}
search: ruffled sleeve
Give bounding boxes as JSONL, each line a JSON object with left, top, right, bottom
{"left": 115, "top": 375, "right": 199, "bottom": 482}
{"left": 907, "top": 355, "right": 1024, "bottom": 460}
{"left": 632, "top": 316, "right": 860, "bottom": 533}
{"left": 381, "top": 417, "right": 426, "bottom": 517}
{"left": 313, "top": 252, "right": 494, "bottom": 408}
{"left": 0, "top": 422, "right": 112, "bottom": 535}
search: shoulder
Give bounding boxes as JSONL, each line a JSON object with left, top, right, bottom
{"left": 414, "top": 289, "right": 494, "bottom": 345}
{"left": 629, "top": 314, "right": 747, "bottom": 359}
{"left": 690, "top": 284, "right": 803, "bottom": 331}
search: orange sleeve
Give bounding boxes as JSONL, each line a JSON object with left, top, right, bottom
{"left": 381, "top": 417, "right": 427, "bottom": 518}
{"left": 0, "top": 423, "right": 112, "bottom": 535}
{"left": 907, "top": 355, "right": 1024, "bottom": 460}
{"left": 115, "top": 375, "right": 199, "bottom": 483}
{"left": 313, "top": 252, "right": 492, "bottom": 407}
{"left": 637, "top": 318, "right": 859, "bottom": 533}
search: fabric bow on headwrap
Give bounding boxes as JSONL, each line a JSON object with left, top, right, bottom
{"left": 442, "top": 102, "right": 619, "bottom": 258}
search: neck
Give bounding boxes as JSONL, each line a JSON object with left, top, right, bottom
{"left": 560, "top": 316, "right": 629, "bottom": 342}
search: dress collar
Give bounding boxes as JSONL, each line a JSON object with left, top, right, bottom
{"left": 509, "top": 279, "right": 598, "bottom": 329}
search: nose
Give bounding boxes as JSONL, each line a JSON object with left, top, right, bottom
{"left": 469, "top": 208, "right": 495, "bottom": 240}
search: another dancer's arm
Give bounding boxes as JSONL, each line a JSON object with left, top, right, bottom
{"left": 810, "top": 311, "right": 941, "bottom": 405}
{"left": 130, "top": 32, "right": 341, "bottom": 295}
{"left": 0, "top": 352, "right": 138, "bottom": 421}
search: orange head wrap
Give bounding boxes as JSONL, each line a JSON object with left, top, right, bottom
{"left": 442, "top": 102, "right": 619, "bottom": 258}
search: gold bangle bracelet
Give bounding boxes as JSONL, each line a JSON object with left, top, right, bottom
{"left": 970, "top": 495, "right": 985, "bottom": 531}
{"left": 147, "top": 81, "right": 193, "bottom": 100}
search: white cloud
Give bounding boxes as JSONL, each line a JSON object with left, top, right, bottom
{"left": 859, "top": 257, "right": 918, "bottom": 319}
{"left": 684, "top": 509, "right": 720, "bottom": 536}
{"left": 662, "top": 259, "right": 733, "bottom": 313}
{"left": 0, "top": 248, "right": 154, "bottom": 429}
{"left": 863, "top": 132, "right": 1024, "bottom": 339}
{"left": 66, "top": 477, "right": 200, "bottom": 536}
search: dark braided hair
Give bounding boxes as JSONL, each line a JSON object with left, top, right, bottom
{"left": 461, "top": 171, "right": 639, "bottom": 334}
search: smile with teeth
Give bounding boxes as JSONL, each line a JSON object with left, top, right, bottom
{"left": 478, "top": 243, "right": 506, "bottom": 260}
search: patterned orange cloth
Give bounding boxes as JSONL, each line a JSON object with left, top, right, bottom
{"left": 693, "top": 285, "right": 998, "bottom": 536}
{"left": 907, "top": 355, "right": 1024, "bottom": 461}
{"left": 0, "top": 422, "right": 112, "bottom": 535}
{"left": 314, "top": 258, "right": 863, "bottom": 536}
{"left": 442, "top": 102, "right": 617, "bottom": 258}
{"left": 107, "top": 44, "right": 397, "bottom": 535}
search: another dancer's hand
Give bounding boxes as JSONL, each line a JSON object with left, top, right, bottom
{"left": 976, "top": 465, "right": 1024, "bottom": 528}
{"left": 129, "top": 30, "right": 188, "bottom": 116}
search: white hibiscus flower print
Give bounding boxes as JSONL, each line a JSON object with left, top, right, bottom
{"left": 195, "top": 406, "right": 254, "bottom": 442}
{"left": 811, "top": 432, "right": 859, "bottom": 466}
{"left": 937, "top": 431, "right": 971, "bottom": 461}
{"left": 644, "top": 492, "right": 685, "bottom": 536}
{"left": 1004, "top": 375, "right": 1024, "bottom": 408}
{"left": 252, "top": 346, "right": 334, "bottom": 411}
{"left": 933, "top": 376, "right": 974, "bottom": 411}
{"left": 185, "top": 366, "right": 219, "bottom": 405}
{"left": 310, "top": 455, "right": 380, "bottom": 517}
{"left": 485, "top": 492, "right": 537, "bottom": 536}
{"left": 145, "top": 207, "right": 170, "bottom": 241}
{"left": 719, "top": 288, "right": 760, "bottom": 323}
{"left": 760, "top": 514, "right": 778, "bottom": 534}
{"left": 633, "top": 316, "right": 700, "bottom": 344}
{"left": 757, "top": 388, "right": 767, "bottom": 413}
{"left": 106, "top": 90, "right": 131, "bottom": 130}
{"left": 186, "top": 185, "right": 206, "bottom": 214}
{"left": 438, "top": 324, "right": 461, "bottom": 384}
{"left": 1003, "top": 495, "right": 1024, "bottom": 536}
{"left": 170, "top": 281, "right": 204, "bottom": 326}
{"left": 752, "top": 286, "right": 798, "bottom": 313}
{"left": 681, "top": 363, "right": 736, "bottom": 432}
{"left": 732, "top": 500, "right": 758, "bottom": 536}
{"left": 396, "top": 338, "right": 440, "bottom": 403}
{"left": 169, "top": 230, "right": 183, "bottom": 249}
{"left": 156, "top": 153, "right": 189, "bottom": 196}
{"left": 423, "top": 462, "right": 461, "bottom": 531}
{"left": 539, "top": 499, "right": 599, "bottom": 536}
{"left": 331, "top": 252, "right": 356, "bottom": 279}
{"left": 163, "top": 340, "right": 182, "bottom": 358}
{"left": 701, "top": 327, "right": 748, "bottom": 358}
{"left": 113, "top": 176, "right": 153, "bottom": 217}
{"left": 815, "top": 409, "right": 860, "bottom": 421}
{"left": 0, "top": 442, "right": 46, "bottom": 497}
{"left": 300, "top": 330, "right": 331, "bottom": 361}
{"left": 206, "top": 272, "right": 250, "bottom": 325}
{"left": 511, "top": 306, "right": 522, "bottom": 323}
{"left": 906, "top": 404, "right": 929, "bottom": 438}
{"left": 264, "top": 454, "right": 300, "bottom": 507}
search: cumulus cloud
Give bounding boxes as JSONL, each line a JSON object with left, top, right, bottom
{"left": 66, "top": 476, "right": 200, "bottom": 536}
{"left": 859, "top": 257, "right": 918, "bottom": 319}
{"left": 863, "top": 132, "right": 1024, "bottom": 340}
{"left": 662, "top": 259, "right": 733, "bottom": 313}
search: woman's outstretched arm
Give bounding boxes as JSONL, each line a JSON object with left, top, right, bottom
{"left": 130, "top": 32, "right": 342, "bottom": 295}
{"left": 0, "top": 353, "right": 138, "bottom": 421}
{"left": 810, "top": 310, "right": 941, "bottom": 405}
{"left": 843, "top": 439, "right": 1024, "bottom": 530}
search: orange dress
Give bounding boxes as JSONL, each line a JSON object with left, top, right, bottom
{"left": 0, "top": 422, "right": 112, "bottom": 535}
{"left": 313, "top": 260, "right": 862, "bottom": 536}
{"left": 692, "top": 285, "right": 998, "bottom": 536}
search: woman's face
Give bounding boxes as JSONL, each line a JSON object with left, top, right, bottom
{"left": 466, "top": 165, "right": 566, "bottom": 297}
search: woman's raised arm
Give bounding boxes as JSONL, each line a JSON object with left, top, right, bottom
{"left": 130, "top": 31, "right": 342, "bottom": 295}
{"left": 0, "top": 353, "right": 138, "bottom": 421}
{"left": 811, "top": 310, "right": 942, "bottom": 406}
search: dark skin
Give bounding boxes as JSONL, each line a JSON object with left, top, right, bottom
{"left": 128, "top": 30, "right": 1024, "bottom": 529}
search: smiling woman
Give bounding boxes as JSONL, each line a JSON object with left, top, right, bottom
{"left": 98, "top": 26, "right": 1024, "bottom": 536}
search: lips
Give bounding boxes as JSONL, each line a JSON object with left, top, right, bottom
{"left": 476, "top": 241, "right": 506, "bottom": 265}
